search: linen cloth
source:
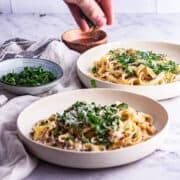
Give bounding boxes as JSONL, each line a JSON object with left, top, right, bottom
{"left": 0, "top": 38, "right": 81, "bottom": 180}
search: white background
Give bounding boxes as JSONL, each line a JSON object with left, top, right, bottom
{"left": 0, "top": 0, "right": 180, "bottom": 14}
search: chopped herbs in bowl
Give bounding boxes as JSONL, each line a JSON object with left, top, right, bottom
{"left": 0, "top": 58, "right": 63, "bottom": 95}
{"left": 1, "top": 66, "right": 56, "bottom": 86}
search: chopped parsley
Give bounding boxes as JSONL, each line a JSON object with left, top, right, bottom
{"left": 52, "top": 128, "right": 59, "bottom": 137}
{"left": 136, "top": 50, "right": 161, "bottom": 61}
{"left": 91, "top": 67, "right": 97, "bottom": 73}
{"left": 117, "top": 103, "right": 128, "bottom": 109}
{"left": 90, "top": 79, "right": 97, "bottom": 88}
{"left": 1, "top": 66, "right": 56, "bottom": 86}
{"left": 154, "top": 60, "right": 179, "bottom": 74}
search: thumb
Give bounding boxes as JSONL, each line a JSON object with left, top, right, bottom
{"left": 65, "top": 0, "right": 107, "bottom": 27}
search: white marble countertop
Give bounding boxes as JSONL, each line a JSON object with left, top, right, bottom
{"left": 0, "top": 13, "right": 180, "bottom": 180}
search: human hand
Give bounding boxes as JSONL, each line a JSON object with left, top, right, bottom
{"left": 64, "top": 0, "right": 113, "bottom": 31}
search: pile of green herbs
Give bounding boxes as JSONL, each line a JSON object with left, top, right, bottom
{"left": 1, "top": 66, "right": 56, "bottom": 86}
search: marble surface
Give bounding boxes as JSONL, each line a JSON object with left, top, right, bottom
{"left": 1, "top": 13, "right": 180, "bottom": 43}
{"left": 0, "top": 13, "right": 180, "bottom": 180}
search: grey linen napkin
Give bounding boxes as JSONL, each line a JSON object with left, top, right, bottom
{"left": 0, "top": 38, "right": 81, "bottom": 180}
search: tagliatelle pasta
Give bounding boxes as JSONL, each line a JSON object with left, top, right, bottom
{"left": 31, "top": 101, "right": 156, "bottom": 152}
{"left": 91, "top": 48, "right": 180, "bottom": 85}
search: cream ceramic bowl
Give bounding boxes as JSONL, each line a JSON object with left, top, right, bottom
{"left": 17, "top": 89, "right": 168, "bottom": 168}
{"left": 77, "top": 41, "right": 180, "bottom": 100}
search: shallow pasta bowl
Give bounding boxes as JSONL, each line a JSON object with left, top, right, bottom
{"left": 17, "top": 89, "right": 168, "bottom": 168}
{"left": 77, "top": 41, "right": 180, "bottom": 100}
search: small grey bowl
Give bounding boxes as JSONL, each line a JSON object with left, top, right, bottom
{"left": 0, "top": 58, "right": 63, "bottom": 95}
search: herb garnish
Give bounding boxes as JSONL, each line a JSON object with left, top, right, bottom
{"left": 90, "top": 79, "right": 97, "bottom": 88}
{"left": 80, "top": 11, "right": 96, "bottom": 30}
{"left": 154, "top": 60, "right": 179, "bottom": 74}
{"left": 117, "top": 103, "right": 128, "bottom": 109}
{"left": 52, "top": 127, "right": 59, "bottom": 137}
{"left": 91, "top": 67, "right": 97, "bottom": 73}
{"left": 56, "top": 101, "right": 129, "bottom": 148}
{"left": 108, "top": 49, "right": 180, "bottom": 75}
{"left": 1, "top": 66, "right": 56, "bottom": 86}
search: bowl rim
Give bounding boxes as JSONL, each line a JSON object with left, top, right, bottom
{"left": 17, "top": 88, "right": 169, "bottom": 154}
{"left": 77, "top": 40, "right": 180, "bottom": 88}
{"left": 61, "top": 28, "right": 108, "bottom": 46}
{"left": 0, "top": 57, "right": 63, "bottom": 88}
